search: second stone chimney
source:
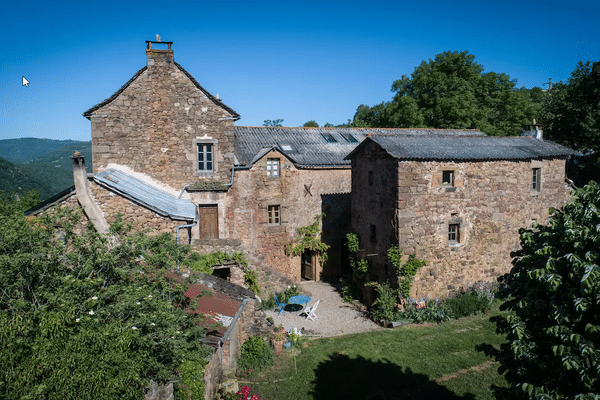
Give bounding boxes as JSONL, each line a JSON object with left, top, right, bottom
{"left": 146, "top": 40, "right": 174, "bottom": 68}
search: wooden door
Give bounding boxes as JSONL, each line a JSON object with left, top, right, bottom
{"left": 301, "top": 250, "right": 314, "bottom": 280}
{"left": 198, "top": 205, "right": 218, "bottom": 239}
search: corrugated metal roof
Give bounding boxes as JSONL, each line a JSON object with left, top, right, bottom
{"left": 349, "top": 135, "right": 575, "bottom": 161}
{"left": 94, "top": 169, "right": 196, "bottom": 220}
{"left": 234, "top": 127, "right": 485, "bottom": 167}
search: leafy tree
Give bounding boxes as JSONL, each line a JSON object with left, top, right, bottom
{"left": 263, "top": 119, "right": 284, "bottom": 127}
{"left": 352, "top": 51, "right": 539, "bottom": 135}
{"left": 303, "top": 120, "right": 319, "bottom": 127}
{"left": 482, "top": 182, "right": 600, "bottom": 399}
{"left": 540, "top": 61, "right": 600, "bottom": 185}
{"left": 0, "top": 202, "right": 211, "bottom": 399}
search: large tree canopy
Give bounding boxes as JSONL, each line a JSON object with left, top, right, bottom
{"left": 540, "top": 61, "right": 600, "bottom": 185}
{"left": 0, "top": 198, "right": 211, "bottom": 399}
{"left": 541, "top": 61, "right": 600, "bottom": 152}
{"left": 352, "top": 51, "right": 542, "bottom": 136}
{"left": 484, "top": 182, "right": 600, "bottom": 399}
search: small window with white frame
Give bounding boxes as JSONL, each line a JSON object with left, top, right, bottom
{"left": 267, "top": 158, "right": 280, "bottom": 177}
{"left": 442, "top": 170, "right": 454, "bottom": 186}
{"left": 532, "top": 168, "right": 541, "bottom": 191}
{"left": 268, "top": 205, "right": 281, "bottom": 225}
{"left": 448, "top": 223, "right": 460, "bottom": 244}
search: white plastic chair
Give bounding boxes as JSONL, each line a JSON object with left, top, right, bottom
{"left": 305, "top": 300, "right": 319, "bottom": 321}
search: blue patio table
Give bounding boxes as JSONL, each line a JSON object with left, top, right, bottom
{"left": 285, "top": 295, "right": 311, "bottom": 312}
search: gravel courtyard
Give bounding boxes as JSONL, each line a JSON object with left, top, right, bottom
{"left": 263, "top": 281, "right": 381, "bottom": 337}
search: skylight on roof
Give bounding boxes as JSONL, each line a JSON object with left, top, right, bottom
{"left": 346, "top": 134, "right": 358, "bottom": 143}
{"left": 281, "top": 144, "right": 293, "bottom": 152}
{"left": 321, "top": 133, "right": 337, "bottom": 143}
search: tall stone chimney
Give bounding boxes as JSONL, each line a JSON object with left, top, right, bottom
{"left": 145, "top": 40, "right": 174, "bottom": 68}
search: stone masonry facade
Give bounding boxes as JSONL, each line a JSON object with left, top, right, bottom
{"left": 351, "top": 138, "right": 570, "bottom": 299}
{"left": 227, "top": 151, "right": 351, "bottom": 281}
{"left": 89, "top": 47, "right": 236, "bottom": 187}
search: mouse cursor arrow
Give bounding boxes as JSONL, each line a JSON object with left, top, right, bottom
{"left": 22, "top": 76, "right": 30, "bottom": 87}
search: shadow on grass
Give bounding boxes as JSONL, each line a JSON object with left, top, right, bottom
{"left": 311, "top": 353, "right": 476, "bottom": 400}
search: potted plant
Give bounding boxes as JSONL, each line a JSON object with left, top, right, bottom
{"left": 271, "top": 326, "right": 286, "bottom": 355}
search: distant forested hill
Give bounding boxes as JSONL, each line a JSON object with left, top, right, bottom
{"left": 0, "top": 138, "right": 91, "bottom": 201}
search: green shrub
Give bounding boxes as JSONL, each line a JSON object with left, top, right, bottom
{"left": 278, "top": 285, "right": 301, "bottom": 303}
{"left": 244, "top": 270, "right": 260, "bottom": 295}
{"left": 366, "top": 282, "right": 397, "bottom": 324}
{"left": 259, "top": 293, "right": 276, "bottom": 311}
{"left": 395, "top": 299, "right": 454, "bottom": 323}
{"left": 238, "top": 336, "right": 274, "bottom": 374}
{"left": 445, "top": 290, "right": 491, "bottom": 318}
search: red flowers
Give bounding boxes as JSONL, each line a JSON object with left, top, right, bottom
{"left": 236, "top": 385, "right": 259, "bottom": 400}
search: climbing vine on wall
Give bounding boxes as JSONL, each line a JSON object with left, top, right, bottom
{"left": 342, "top": 234, "right": 426, "bottom": 310}
{"left": 388, "top": 246, "right": 426, "bottom": 298}
{"left": 285, "top": 213, "right": 330, "bottom": 269}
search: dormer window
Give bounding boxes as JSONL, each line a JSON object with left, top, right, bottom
{"left": 267, "top": 158, "right": 280, "bottom": 177}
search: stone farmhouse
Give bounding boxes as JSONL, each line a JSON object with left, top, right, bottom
{"left": 57, "top": 40, "right": 574, "bottom": 298}
{"left": 346, "top": 134, "right": 574, "bottom": 300}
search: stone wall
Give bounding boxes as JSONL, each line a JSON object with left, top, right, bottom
{"left": 352, "top": 141, "right": 571, "bottom": 299}
{"left": 226, "top": 151, "right": 352, "bottom": 282}
{"left": 90, "top": 47, "right": 236, "bottom": 187}
{"left": 89, "top": 180, "right": 192, "bottom": 243}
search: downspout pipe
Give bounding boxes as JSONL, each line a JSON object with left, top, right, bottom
{"left": 178, "top": 184, "right": 191, "bottom": 199}
{"left": 176, "top": 208, "right": 198, "bottom": 274}
{"left": 225, "top": 164, "right": 237, "bottom": 187}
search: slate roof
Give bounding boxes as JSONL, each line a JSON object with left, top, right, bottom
{"left": 94, "top": 169, "right": 196, "bottom": 220}
{"left": 346, "top": 135, "right": 575, "bottom": 161}
{"left": 82, "top": 62, "right": 239, "bottom": 119}
{"left": 233, "top": 127, "right": 485, "bottom": 167}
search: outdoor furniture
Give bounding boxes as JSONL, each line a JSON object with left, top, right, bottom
{"left": 304, "top": 300, "right": 320, "bottom": 321}
{"left": 284, "top": 295, "right": 311, "bottom": 312}
{"left": 274, "top": 294, "right": 287, "bottom": 315}
{"left": 288, "top": 295, "right": 311, "bottom": 308}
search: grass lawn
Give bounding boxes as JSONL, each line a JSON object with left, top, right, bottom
{"left": 240, "top": 311, "right": 507, "bottom": 400}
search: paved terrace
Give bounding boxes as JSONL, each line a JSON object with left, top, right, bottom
{"left": 263, "top": 281, "right": 381, "bottom": 337}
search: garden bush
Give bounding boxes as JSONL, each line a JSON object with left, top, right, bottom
{"left": 444, "top": 289, "right": 492, "bottom": 318}
{"left": 238, "top": 336, "right": 274, "bottom": 374}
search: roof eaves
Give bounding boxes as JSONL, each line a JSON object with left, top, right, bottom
{"left": 174, "top": 62, "right": 240, "bottom": 120}
{"left": 82, "top": 66, "right": 148, "bottom": 119}
{"left": 25, "top": 185, "right": 76, "bottom": 216}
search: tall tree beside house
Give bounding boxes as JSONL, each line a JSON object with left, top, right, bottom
{"left": 0, "top": 201, "right": 211, "bottom": 399}
{"left": 351, "top": 51, "right": 539, "bottom": 136}
{"left": 540, "top": 60, "right": 600, "bottom": 185}
{"left": 482, "top": 182, "right": 600, "bottom": 399}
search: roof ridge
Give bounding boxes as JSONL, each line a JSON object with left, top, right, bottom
{"left": 173, "top": 61, "right": 240, "bottom": 119}
{"left": 83, "top": 66, "right": 148, "bottom": 118}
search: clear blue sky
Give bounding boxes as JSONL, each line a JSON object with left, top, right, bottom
{"left": 1, "top": 0, "right": 598, "bottom": 142}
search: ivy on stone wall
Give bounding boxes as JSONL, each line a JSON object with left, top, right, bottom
{"left": 388, "top": 246, "right": 426, "bottom": 298}
{"left": 342, "top": 234, "right": 426, "bottom": 323}
{"left": 285, "top": 213, "right": 330, "bottom": 269}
